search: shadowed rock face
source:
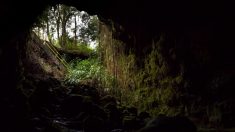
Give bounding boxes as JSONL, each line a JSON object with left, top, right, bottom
{"left": 23, "top": 32, "right": 66, "bottom": 79}
{"left": 138, "top": 115, "right": 197, "bottom": 132}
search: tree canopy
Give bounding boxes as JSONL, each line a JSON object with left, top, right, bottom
{"left": 33, "top": 4, "right": 99, "bottom": 49}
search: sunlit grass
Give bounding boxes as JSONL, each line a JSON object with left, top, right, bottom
{"left": 65, "top": 58, "right": 102, "bottom": 84}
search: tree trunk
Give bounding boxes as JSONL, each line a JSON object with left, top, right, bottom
{"left": 46, "top": 19, "right": 51, "bottom": 43}
{"left": 53, "top": 5, "right": 61, "bottom": 46}
{"left": 61, "top": 6, "right": 68, "bottom": 49}
{"left": 61, "top": 19, "right": 66, "bottom": 48}
{"left": 42, "top": 25, "right": 45, "bottom": 40}
{"left": 37, "top": 27, "right": 40, "bottom": 37}
{"left": 56, "top": 20, "right": 60, "bottom": 44}
{"left": 74, "top": 15, "right": 77, "bottom": 45}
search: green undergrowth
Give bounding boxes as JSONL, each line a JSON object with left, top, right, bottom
{"left": 117, "top": 45, "right": 186, "bottom": 117}
{"left": 63, "top": 23, "right": 190, "bottom": 121}
{"left": 64, "top": 56, "right": 118, "bottom": 95}
{"left": 97, "top": 33, "right": 188, "bottom": 117}
{"left": 65, "top": 57, "right": 101, "bottom": 84}
{"left": 62, "top": 26, "right": 227, "bottom": 128}
{"left": 63, "top": 33, "right": 189, "bottom": 119}
{"left": 53, "top": 39, "right": 94, "bottom": 55}
{"left": 64, "top": 41, "right": 94, "bottom": 54}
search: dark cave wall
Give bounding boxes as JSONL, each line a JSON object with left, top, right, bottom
{"left": 1, "top": 0, "right": 235, "bottom": 129}
{"left": 99, "top": 19, "right": 235, "bottom": 122}
{"left": 89, "top": 0, "right": 235, "bottom": 126}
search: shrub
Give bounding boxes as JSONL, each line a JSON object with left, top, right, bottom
{"left": 65, "top": 58, "right": 101, "bottom": 84}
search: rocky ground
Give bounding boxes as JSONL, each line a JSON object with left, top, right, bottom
{"left": 19, "top": 75, "right": 197, "bottom": 132}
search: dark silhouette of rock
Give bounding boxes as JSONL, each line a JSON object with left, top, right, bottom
{"left": 127, "top": 107, "right": 138, "bottom": 116}
{"left": 122, "top": 115, "right": 139, "bottom": 130}
{"left": 104, "top": 102, "right": 122, "bottom": 129}
{"left": 100, "top": 95, "right": 117, "bottom": 106}
{"left": 138, "top": 111, "right": 151, "bottom": 121}
{"left": 83, "top": 115, "right": 105, "bottom": 132}
{"left": 138, "top": 115, "right": 197, "bottom": 132}
{"left": 61, "top": 94, "right": 91, "bottom": 116}
{"left": 138, "top": 111, "right": 151, "bottom": 128}
{"left": 68, "top": 84, "right": 100, "bottom": 102}
{"left": 111, "top": 129, "right": 124, "bottom": 132}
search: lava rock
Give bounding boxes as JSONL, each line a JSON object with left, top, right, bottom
{"left": 83, "top": 115, "right": 105, "bottom": 132}
{"left": 104, "top": 103, "right": 122, "bottom": 129}
{"left": 122, "top": 115, "right": 140, "bottom": 130}
{"left": 100, "top": 95, "right": 117, "bottom": 106}
{"left": 138, "top": 115, "right": 197, "bottom": 132}
{"left": 61, "top": 94, "right": 92, "bottom": 117}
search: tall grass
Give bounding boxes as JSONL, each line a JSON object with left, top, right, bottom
{"left": 98, "top": 24, "right": 187, "bottom": 116}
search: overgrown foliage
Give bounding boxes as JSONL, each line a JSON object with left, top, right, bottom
{"left": 63, "top": 39, "right": 94, "bottom": 54}
{"left": 98, "top": 23, "right": 188, "bottom": 117}
{"left": 65, "top": 58, "right": 101, "bottom": 84}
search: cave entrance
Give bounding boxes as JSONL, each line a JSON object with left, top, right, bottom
{"left": 29, "top": 4, "right": 102, "bottom": 85}
{"left": 21, "top": 3, "right": 209, "bottom": 132}
{"left": 2, "top": 1, "right": 235, "bottom": 131}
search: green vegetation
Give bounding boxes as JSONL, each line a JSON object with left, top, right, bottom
{"left": 33, "top": 4, "right": 99, "bottom": 49}
{"left": 63, "top": 41, "right": 94, "bottom": 56}
{"left": 97, "top": 23, "right": 184, "bottom": 116}
{"left": 112, "top": 42, "right": 185, "bottom": 116}
{"left": 65, "top": 58, "right": 101, "bottom": 84}
{"left": 32, "top": 4, "right": 100, "bottom": 84}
